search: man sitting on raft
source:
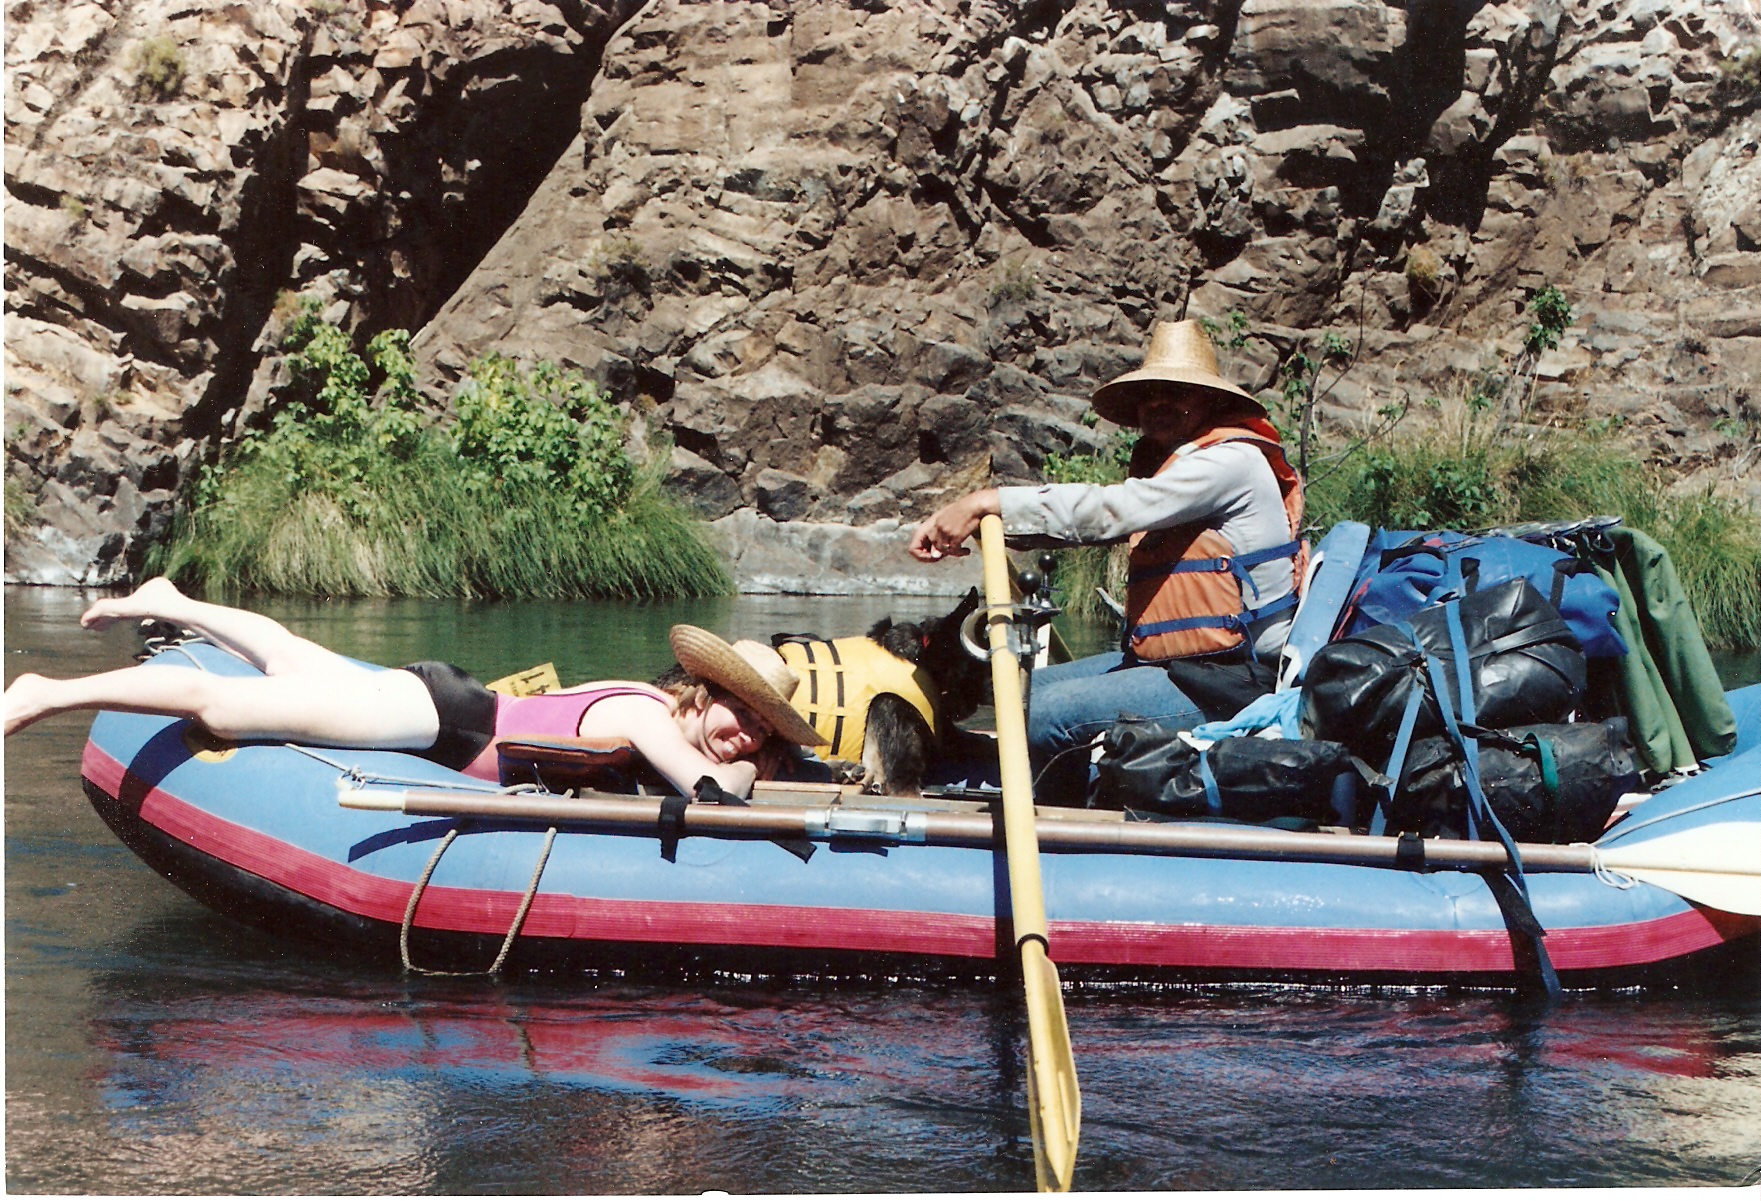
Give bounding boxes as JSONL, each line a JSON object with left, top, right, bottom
{"left": 908, "top": 319, "right": 1306, "bottom": 794}
{"left": 3, "top": 578, "right": 828, "bottom": 798}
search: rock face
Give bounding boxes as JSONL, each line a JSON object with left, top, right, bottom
{"left": 4, "top": 0, "right": 641, "bottom": 582}
{"left": 6, "top": 0, "right": 1760, "bottom": 588}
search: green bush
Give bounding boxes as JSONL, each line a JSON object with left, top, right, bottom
{"left": 1524, "top": 285, "right": 1573, "bottom": 356}
{"left": 1313, "top": 442, "right": 1504, "bottom": 530}
{"left": 1716, "top": 48, "right": 1761, "bottom": 103}
{"left": 1405, "top": 246, "right": 1443, "bottom": 294}
{"left": 452, "top": 354, "right": 634, "bottom": 517}
{"left": 131, "top": 36, "right": 185, "bottom": 100}
{"left": 988, "top": 262, "right": 1039, "bottom": 306}
{"left": 149, "top": 307, "right": 730, "bottom": 600}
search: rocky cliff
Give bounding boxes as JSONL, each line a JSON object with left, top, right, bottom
{"left": 6, "top": 0, "right": 1759, "bottom": 590}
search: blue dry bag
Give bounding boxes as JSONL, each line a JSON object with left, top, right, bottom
{"left": 1341, "top": 530, "right": 1627, "bottom": 659}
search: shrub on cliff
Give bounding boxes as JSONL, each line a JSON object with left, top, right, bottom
{"left": 149, "top": 308, "right": 729, "bottom": 600}
{"left": 130, "top": 37, "right": 185, "bottom": 100}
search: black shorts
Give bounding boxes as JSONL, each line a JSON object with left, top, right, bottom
{"left": 401, "top": 661, "right": 497, "bottom": 771}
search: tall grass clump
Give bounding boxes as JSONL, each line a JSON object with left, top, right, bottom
{"left": 1038, "top": 433, "right": 1137, "bottom": 623}
{"left": 1307, "top": 405, "right": 1761, "bottom": 649}
{"left": 5, "top": 473, "right": 38, "bottom": 541}
{"left": 149, "top": 302, "right": 730, "bottom": 599}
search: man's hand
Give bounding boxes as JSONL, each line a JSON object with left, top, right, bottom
{"left": 907, "top": 489, "right": 1000, "bottom": 561}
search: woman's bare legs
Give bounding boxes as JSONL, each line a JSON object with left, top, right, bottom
{"left": 5, "top": 579, "right": 441, "bottom": 745}
{"left": 4, "top": 663, "right": 441, "bottom": 745}
{"left": 79, "top": 577, "right": 346, "bottom": 675}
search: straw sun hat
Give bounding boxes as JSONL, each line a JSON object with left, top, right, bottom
{"left": 668, "top": 625, "right": 828, "bottom": 747}
{"left": 1089, "top": 319, "right": 1265, "bottom": 427}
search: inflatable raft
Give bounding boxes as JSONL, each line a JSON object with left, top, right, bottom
{"left": 81, "top": 640, "right": 1761, "bottom": 988}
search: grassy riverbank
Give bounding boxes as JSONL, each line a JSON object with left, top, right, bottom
{"left": 148, "top": 306, "right": 730, "bottom": 600}
{"left": 1043, "top": 423, "right": 1761, "bottom": 650}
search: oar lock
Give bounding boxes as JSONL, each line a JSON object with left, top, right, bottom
{"left": 958, "top": 566, "right": 1063, "bottom": 664}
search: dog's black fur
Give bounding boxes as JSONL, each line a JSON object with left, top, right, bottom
{"left": 775, "top": 588, "right": 989, "bottom": 795}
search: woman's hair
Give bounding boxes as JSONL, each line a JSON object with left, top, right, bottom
{"left": 651, "top": 663, "right": 778, "bottom": 745}
{"left": 651, "top": 664, "right": 712, "bottom": 715}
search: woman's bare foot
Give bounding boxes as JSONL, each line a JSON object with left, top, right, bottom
{"left": 3, "top": 673, "right": 57, "bottom": 736}
{"left": 81, "top": 577, "right": 185, "bottom": 632}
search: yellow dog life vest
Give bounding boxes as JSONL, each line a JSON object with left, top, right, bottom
{"left": 775, "top": 636, "right": 942, "bottom": 761}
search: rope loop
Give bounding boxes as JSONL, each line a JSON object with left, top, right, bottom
{"left": 1581, "top": 843, "right": 1638, "bottom": 891}
{"left": 400, "top": 823, "right": 559, "bottom": 978}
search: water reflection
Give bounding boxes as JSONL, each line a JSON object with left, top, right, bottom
{"left": 68, "top": 929, "right": 1038, "bottom": 1194}
{"left": 41, "top": 935, "right": 1761, "bottom": 1194}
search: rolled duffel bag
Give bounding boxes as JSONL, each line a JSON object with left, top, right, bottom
{"left": 1089, "top": 722, "right": 1362, "bottom": 825}
{"left": 1385, "top": 718, "right": 1640, "bottom": 843}
{"left": 1301, "top": 578, "right": 1588, "bottom": 759}
{"left": 1342, "top": 529, "right": 1627, "bottom": 659}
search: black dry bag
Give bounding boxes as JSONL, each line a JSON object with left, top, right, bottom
{"left": 1389, "top": 718, "right": 1639, "bottom": 843}
{"left": 1300, "top": 579, "right": 1587, "bottom": 759}
{"left": 1090, "top": 722, "right": 1361, "bottom": 825}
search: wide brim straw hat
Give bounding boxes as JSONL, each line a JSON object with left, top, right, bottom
{"left": 1090, "top": 319, "right": 1265, "bottom": 427}
{"left": 668, "top": 625, "right": 828, "bottom": 747}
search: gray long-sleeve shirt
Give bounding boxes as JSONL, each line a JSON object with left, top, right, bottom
{"left": 998, "top": 440, "right": 1299, "bottom": 653}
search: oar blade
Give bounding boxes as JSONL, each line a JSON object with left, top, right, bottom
{"left": 1622, "top": 868, "right": 1761, "bottom": 917}
{"left": 1601, "top": 820, "right": 1761, "bottom": 916}
{"left": 1022, "top": 943, "right": 1080, "bottom": 1192}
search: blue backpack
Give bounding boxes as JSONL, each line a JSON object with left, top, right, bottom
{"left": 1340, "top": 530, "right": 1628, "bottom": 659}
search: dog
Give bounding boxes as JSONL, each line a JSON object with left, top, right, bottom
{"left": 772, "top": 588, "right": 991, "bottom": 795}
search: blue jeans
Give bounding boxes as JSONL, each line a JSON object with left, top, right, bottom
{"left": 1026, "top": 651, "right": 1204, "bottom": 800}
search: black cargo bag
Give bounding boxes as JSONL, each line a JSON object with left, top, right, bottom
{"left": 1300, "top": 579, "right": 1588, "bottom": 759}
{"left": 1090, "top": 722, "right": 1362, "bottom": 826}
{"left": 1383, "top": 718, "right": 1639, "bottom": 844}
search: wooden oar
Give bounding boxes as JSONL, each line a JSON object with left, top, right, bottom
{"left": 338, "top": 784, "right": 1761, "bottom": 916}
{"left": 979, "top": 514, "right": 1080, "bottom": 1191}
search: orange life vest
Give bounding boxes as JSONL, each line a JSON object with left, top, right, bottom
{"left": 1123, "top": 419, "right": 1308, "bottom": 662}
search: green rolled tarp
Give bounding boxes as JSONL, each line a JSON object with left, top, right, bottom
{"left": 1582, "top": 526, "right": 1736, "bottom": 776}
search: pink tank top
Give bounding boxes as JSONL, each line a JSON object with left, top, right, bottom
{"left": 459, "top": 684, "right": 665, "bottom": 781}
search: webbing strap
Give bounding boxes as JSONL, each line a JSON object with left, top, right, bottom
{"left": 1420, "top": 608, "right": 1560, "bottom": 997}
{"left": 1129, "top": 590, "right": 1299, "bottom": 658}
{"left": 1196, "top": 747, "right": 1223, "bottom": 816}
{"left": 1465, "top": 619, "right": 1573, "bottom": 664}
{"left": 1371, "top": 664, "right": 1428, "bottom": 837}
{"left": 678, "top": 777, "right": 815, "bottom": 863}
{"left": 1128, "top": 538, "right": 1303, "bottom": 598}
{"left": 1521, "top": 732, "right": 1562, "bottom": 843}
{"left": 1526, "top": 734, "right": 1559, "bottom": 798}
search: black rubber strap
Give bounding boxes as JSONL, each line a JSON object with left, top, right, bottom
{"left": 689, "top": 775, "right": 815, "bottom": 863}
{"left": 1394, "top": 831, "right": 1426, "bottom": 871}
{"left": 658, "top": 794, "right": 689, "bottom": 862}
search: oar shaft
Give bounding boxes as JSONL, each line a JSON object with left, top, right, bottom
{"left": 346, "top": 783, "right": 1611, "bottom": 872}
{"left": 980, "top": 517, "right": 1079, "bottom": 1192}
{"left": 982, "top": 515, "right": 1050, "bottom": 945}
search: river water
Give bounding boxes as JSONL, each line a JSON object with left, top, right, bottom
{"left": 6, "top": 584, "right": 1760, "bottom": 1193}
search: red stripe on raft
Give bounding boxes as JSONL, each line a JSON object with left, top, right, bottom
{"left": 82, "top": 743, "right": 1756, "bottom": 975}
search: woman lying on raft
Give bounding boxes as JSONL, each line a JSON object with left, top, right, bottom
{"left": 2, "top": 578, "right": 829, "bottom": 798}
